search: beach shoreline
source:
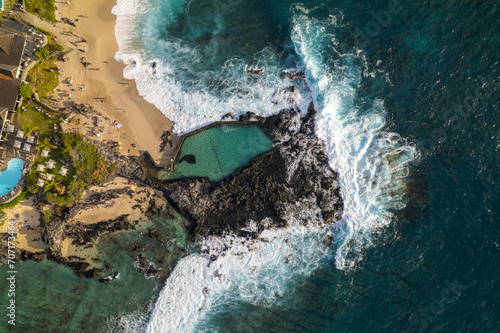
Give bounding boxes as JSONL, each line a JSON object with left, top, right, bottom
{"left": 0, "top": 0, "right": 175, "bottom": 267}
{"left": 47, "top": 0, "right": 172, "bottom": 163}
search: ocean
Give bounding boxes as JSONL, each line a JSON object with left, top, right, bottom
{"left": 2, "top": 0, "right": 499, "bottom": 332}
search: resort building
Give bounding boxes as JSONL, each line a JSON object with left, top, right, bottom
{"left": 0, "top": 26, "right": 27, "bottom": 142}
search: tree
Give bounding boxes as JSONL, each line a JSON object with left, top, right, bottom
{"left": 44, "top": 179, "right": 56, "bottom": 193}
{"left": 19, "top": 84, "right": 33, "bottom": 98}
{"left": 39, "top": 137, "right": 57, "bottom": 150}
{"left": 22, "top": 123, "right": 38, "bottom": 137}
{"left": 34, "top": 47, "right": 49, "bottom": 61}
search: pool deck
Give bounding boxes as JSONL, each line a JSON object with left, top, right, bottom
{"left": 0, "top": 111, "right": 35, "bottom": 203}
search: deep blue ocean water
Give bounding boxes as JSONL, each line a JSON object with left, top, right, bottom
{"left": 0, "top": 0, "right": 497, "bottom": 332}
{"left": 130, "top": 0, "right": 498, "bottom": 331}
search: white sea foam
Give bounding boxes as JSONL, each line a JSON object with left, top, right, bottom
{"left": 112, "top": 1, "right": 418, "bottom": 331}
{"left": 113, "top": 0, "right": 298, "bottom": 133}
{"left": 290, "top": 5, "right": 418, "bottom": 268}
{"left": 146, "top": 199, "right": 334, "bottom": 332}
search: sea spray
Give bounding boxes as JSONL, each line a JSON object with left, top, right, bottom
{"left": 146, "top": 198, "right": 338, "bottom": 332}
{"left": 113, "top": 1, "right": 418, "bottom": 330}
{"left": 290, "top": 5, "right": 418, "bottom": 268}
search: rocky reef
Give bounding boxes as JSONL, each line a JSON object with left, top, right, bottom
{"left": 162, "top": 104, "right": 343, "bottom": 239}
{"left": 0, "top": 105, "right": 343, "bottom": 281}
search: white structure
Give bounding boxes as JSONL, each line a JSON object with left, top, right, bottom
{"left": 60, "top": 166, "right": 68, "bottom": 176}
{"left": 46, "top": 160, "right": 55, "bottom": 169}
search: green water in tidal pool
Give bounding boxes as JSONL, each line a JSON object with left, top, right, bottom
{"left": 159, "top": 124, "right": 273, "bottom": 182}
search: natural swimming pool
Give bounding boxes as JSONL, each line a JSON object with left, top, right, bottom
{"left": 159, "top": 124, "right": 272, "bottom": 182}
{"left": 0, "top": 158, "right": 24, "bottom": 196}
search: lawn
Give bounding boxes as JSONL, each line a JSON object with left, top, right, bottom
{"left": 27, "top": 58, "right": 59, "bottom": 98}
{"left": 18, "top": 101, "right": 60, "bottom": 137}
{"left": 25, "top": 0, "right": 56, "bottom": 23}
{"left": 18, "top": 103, "right": 74, "bottom": 196}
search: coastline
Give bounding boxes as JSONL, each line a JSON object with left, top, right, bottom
{"left": 53, "top": 0, "right": 172, "bottom": 163}
{"left": 0, "top": 0, "right": 175, "bottom": 270}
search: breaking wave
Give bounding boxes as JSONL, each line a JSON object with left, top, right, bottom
{"left": 290, "top": 4, "right": 418, "bottom": 268}
{"left": 112, "top": 1, "right": 418, "bottom": 331}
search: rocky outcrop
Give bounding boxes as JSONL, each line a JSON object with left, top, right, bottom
{"left": 163, "top": 104, "right": 343, "bottom": 239}
{"left": 1, "top": 105, "right": 343, "bottom": 281}
{"left": 178, "top": 154, "right": 196, "bottom": 164}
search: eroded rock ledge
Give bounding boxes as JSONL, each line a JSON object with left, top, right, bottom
{"left": 1, "top": 105, "right": 343, "bottom": 280}
{"left": 163, "top": 104, "right": 343, "bottom": 239}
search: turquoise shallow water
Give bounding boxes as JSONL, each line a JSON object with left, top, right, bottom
{"left": 0, "top": 210, "right": 189, "bottom": 332}
{"left": 160, "top": 124, "right": 272, "bottom": 181}
{"left": 1, "top": 0, "right": 498, "bottom": 331}
{"left": 0, "top": 158, "right": 23, "bottom": 196}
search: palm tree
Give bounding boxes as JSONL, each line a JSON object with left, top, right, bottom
{"left": 22, "top": 123, "right": 38, "bottom": 138}
{"left": 44, "top": 179, "right": 64, "bottom": 194}
{"left": 44, "top": 179, "right": 55, "bottom": 193}
{"left": 39, "top": 137, "right": 57, "bottom": 150}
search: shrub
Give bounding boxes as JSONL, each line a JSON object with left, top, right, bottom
{"left": 25, "top": 172, "right": 39, "bottom": 194}
{"left": 43, "top": 211, "right": 52, "bottom": 222}
{"left": 34, "top": 47, "right": 49, "bottom": 61}
{"left": 54, "top": 43, "right": 64, "bottom": 51}
{"left": 27, "top": 59, "right": 59, "bottom": 98}
{"left": 19, "top": 84, "right": 33, "bottom": 98}
{"left": 0, "top": 189, "right": 29, "bottom": 211}
{"left": 69, "top": 138, "right": 112, "bottom": 184}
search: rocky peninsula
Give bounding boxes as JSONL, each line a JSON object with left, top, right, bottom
{"left": 0, "top": 104, "right": 343, "bottom": 281}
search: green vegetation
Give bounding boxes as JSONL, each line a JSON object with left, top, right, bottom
{"left": 0, "top": 189, "right": 29, "bottom": 212}
{"left": 27, "top": 58, "right": 59, "bottom": 98}
{"left": 19, "top": 83, "right": 33, "bottom": 98}
{"left": 65, "top": 134, "right": 114, "bottom": 185}
{"left": 15, "top": 105, "right": 115, "bottom": 209}
{"left": 34, "top": 46, "right": 49, "bottom": 61}
{"left": 25, "top": 0, "right": 56, "bottom": 22}
{"left": 22, "top": 123, "right": 38, "bottom": 137}
{"left": 39, "top": 137, "right": 57, "bottom": 150}
{"left": 18, "top": 102, "right": 59, "bottom": 137}
{"left": 43, "top": 210, "right": 52, "bottom": 222}
{"left": 41, "top": 134, "right": 115, "bottom": 207}
{"left": 34, "top": 28, "right": 64, "bottom": 52}
{"left": 53, "top": 43, "right": 64, "bottom": 51}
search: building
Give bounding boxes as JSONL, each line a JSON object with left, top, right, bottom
{"left": 0, "top": 27, "right": 27, "bottom": 142}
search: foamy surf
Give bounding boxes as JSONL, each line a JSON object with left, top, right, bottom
{"left": 112, "top": 1, "right": 418, "bottom": 331}
{"left": 113, "top": 0, "right": 298, "bottom": 133}
{"left": 146, "top": 199, "right": 335, "bottom": 332}
{"left": 290, "top": 5, "right": 418, "bottom": 268}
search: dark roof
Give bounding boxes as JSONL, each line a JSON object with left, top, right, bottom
{"left": 0, "top": 77, "right": 20, "bottom": 111}
{"left": 0, "top": 32, "right": 25, "bottom": 79}
{"left": 0, "top": 34, "right": 14, "bottom": 54}
{"left": 0, "top": 30, "right": 25, "bottom": 111}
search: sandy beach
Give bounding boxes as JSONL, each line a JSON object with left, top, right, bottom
{"left": 19, "top": 0, "right": 173, "bottom": 163}
{"left": 1, "top": 0, "right": 174, "bottom": 258}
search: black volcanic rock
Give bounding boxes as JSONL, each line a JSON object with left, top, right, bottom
{"left": 163, "top": 105, "right": 343, "bottom": 239}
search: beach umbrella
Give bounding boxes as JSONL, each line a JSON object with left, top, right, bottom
{"left": 119, "top": 146, "right": 123, "bottom": 150}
